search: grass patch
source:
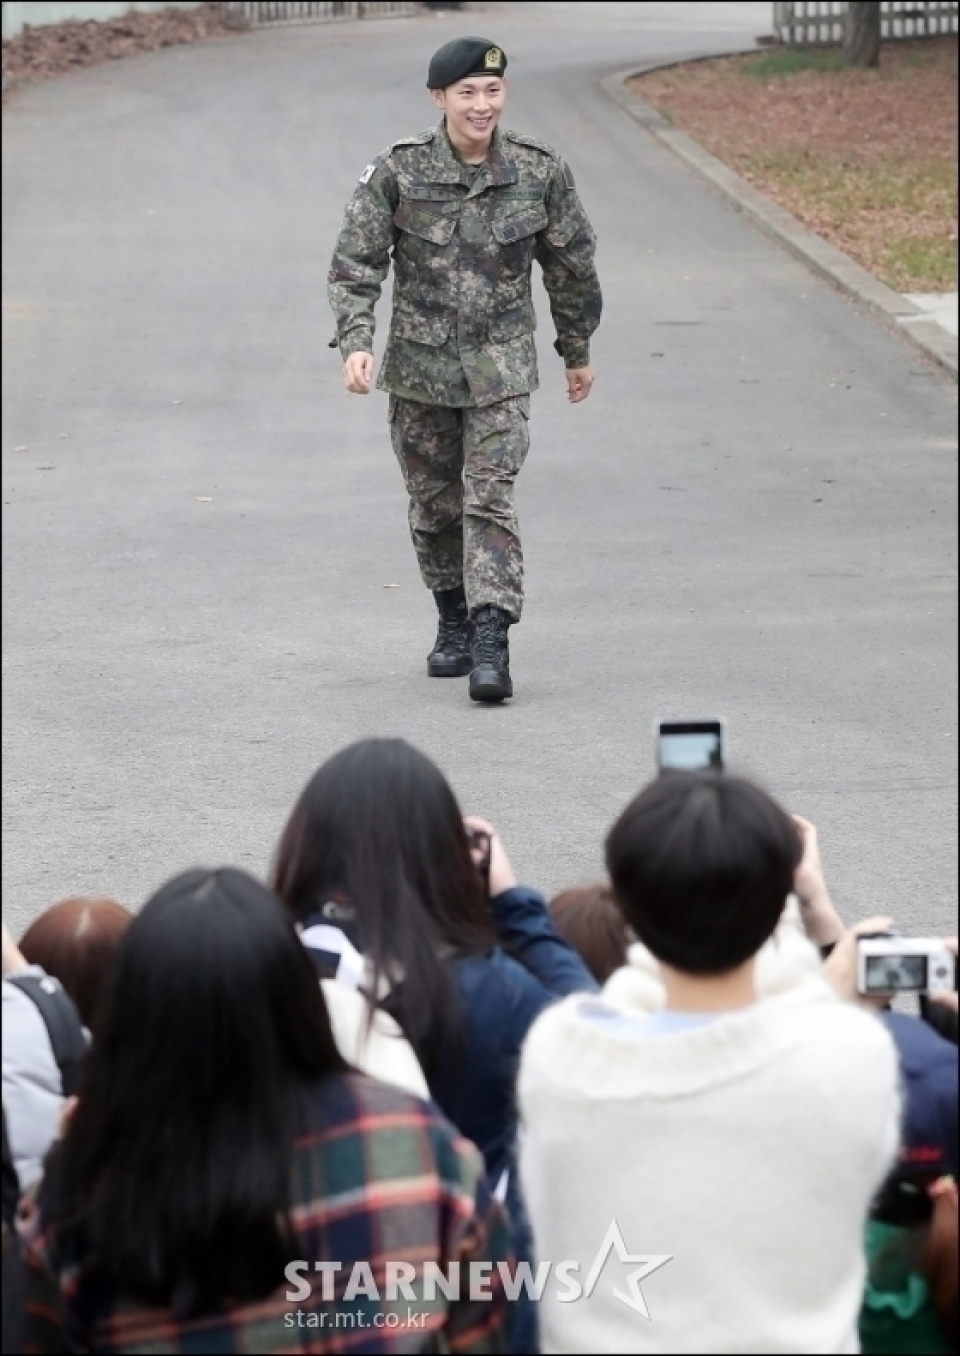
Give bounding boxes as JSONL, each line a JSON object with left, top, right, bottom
{"left": 881, "top": 237, "right": 957, "bottom": 292}
{"left": 743, "top": 48, "right": 850, "bottom": 78}
{"left": 741, "top": 151, "right": 957, "bottom": 289}
{"left": 746, "top": 152, "right": 955, "bottom": 214}
{"left": 632, "top": 38, "right": 958, "bottom": 293}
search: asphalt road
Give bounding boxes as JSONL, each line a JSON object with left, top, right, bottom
{"left": 3, "top": 2, "right": 957, "bottom": 937}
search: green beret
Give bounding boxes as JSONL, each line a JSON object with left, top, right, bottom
{"left": 426, "top": 37, "right": 507, "bottom": 90}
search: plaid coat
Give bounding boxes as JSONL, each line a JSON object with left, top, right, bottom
{"left": 22, "top": 1073, "right": 510, "bottom": 1353}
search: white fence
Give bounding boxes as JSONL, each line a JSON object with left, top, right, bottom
{"left": 773, "top": 1, "right": 959, "bottom": 43}
{"left": 224, "top": 1, "right": 413, "bottom": 22}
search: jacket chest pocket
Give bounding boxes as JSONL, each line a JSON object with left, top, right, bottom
{"left": 394, "top": 199, "right": 459, "bottom": 247}
{"left": 491, "top": 203, "right": 548, "bottom": 247}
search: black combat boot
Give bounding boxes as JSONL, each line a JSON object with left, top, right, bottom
{"left": 468, "top": 605, "right": 513, "bottom": 703}
{"left": 427, "top": 586, "right": 473, "bottom": 678}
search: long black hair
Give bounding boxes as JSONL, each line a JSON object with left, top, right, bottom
{"left": 272, "top": 738, "right": 496, "bottom": 1071}
{"left": 45, "top": 867, "right": 347, "bottom": 1316}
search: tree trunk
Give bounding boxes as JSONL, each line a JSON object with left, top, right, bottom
{"left": 843, "top": 2, "right": 881, "bottom": 67}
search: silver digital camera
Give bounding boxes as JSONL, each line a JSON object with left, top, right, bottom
{"left": 856, "top": 937, "right": 957, "bottom": 996}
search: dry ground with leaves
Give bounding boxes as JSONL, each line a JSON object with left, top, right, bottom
{"left": 632, "top": 38, "right": 958, "bottom": 294}
{"left": 2, "top": 3, "right": 249, "bottom": 96}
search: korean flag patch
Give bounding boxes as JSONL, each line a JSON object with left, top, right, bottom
{"left": 358, "top": 163, "right": 377, "bottom": 185}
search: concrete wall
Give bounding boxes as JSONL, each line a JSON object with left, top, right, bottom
{"left": 2, "top": 2, "right": 203, "bottom": 41}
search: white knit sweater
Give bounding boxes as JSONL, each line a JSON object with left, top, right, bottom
{"left": 517, "top": 908, "right": 901, "bottom": 1354}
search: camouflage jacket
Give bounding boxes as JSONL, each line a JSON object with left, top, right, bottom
{"left": 327, "top": 123, "right": 602, "bottom": 407}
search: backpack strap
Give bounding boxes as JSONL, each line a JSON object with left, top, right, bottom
{"left": 6, "top": 974, "right": 88, "bottom": 1097}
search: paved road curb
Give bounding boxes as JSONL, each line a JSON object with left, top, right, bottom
{"left": 601, "top": 56, "right": 958, "bottom": 382}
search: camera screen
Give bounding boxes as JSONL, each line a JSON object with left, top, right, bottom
{"left": 864, "top": 954, "right": 928, "bottom": 992}
{"left": 658, "top": 731, "right": 724, "bottom": 772}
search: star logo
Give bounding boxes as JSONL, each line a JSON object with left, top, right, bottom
{"left": 582, "top": 1221, "right": 672, "bottom": 1320}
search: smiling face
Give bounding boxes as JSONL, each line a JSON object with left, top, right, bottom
{"left": 431, "top": 75, "right": 507, "bottom": 159}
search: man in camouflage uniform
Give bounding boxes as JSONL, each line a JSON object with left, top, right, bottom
{"left": 328, "top": 36, "right": 601, "bottom": 702}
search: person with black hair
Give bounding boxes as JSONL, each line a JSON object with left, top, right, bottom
{"left": 21, "top": 868, "right": 510, "bottom": 1353}
{"left": 272, "top": 737, "right": 596, "bottom": 1352}
{"left": 518, "top": 770, "right": 900, "bottom": 1354}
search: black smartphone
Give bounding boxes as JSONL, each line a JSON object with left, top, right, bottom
{"left": 466, "top": 827, "right": 492, "bottom": 893}
{"left": 655, "top": 718, "right": 727, "bottom": 773}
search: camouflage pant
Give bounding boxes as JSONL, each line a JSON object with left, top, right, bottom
{"left": 388, "top": 394, "right": 530, "bottom": 623}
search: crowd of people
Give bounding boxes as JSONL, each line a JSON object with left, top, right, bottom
{"left": 2, "top": 738, "right": 957, "bottom": 1354}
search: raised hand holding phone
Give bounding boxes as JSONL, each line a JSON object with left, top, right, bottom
{"left": 463, "top": 816, "right": 518, "bottom": 898}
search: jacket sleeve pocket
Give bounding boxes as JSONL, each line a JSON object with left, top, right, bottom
{"left": 539, "top": 195, "right": 597, "bottom": 280}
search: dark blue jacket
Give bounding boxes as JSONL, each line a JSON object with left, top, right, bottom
{"left": 429, "top": 885, "right": 598, "bottom": 1188}
{"left": 881, "top": 1010, "right": 958, "bottom": 1179}
{"left": 429, "top": 885, "right": 597, "bottom": 1355}
{"left": 300, "top": 883, "right": 596, "bottom": 1189}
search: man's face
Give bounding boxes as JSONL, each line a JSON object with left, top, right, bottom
{"left": 431, "top": 76, "right": 507, "bottom": 149}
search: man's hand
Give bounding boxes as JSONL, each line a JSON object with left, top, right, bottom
{"left": 343, "top": 351, "right": 374, "bottom": 395}
{"left": 792, "top": 815, "right": 844, "bottom": 948}
{"left": 565, "top": 366, "right": 595, "bottom": 404}
{"left": 929, "top": 937, "right": 958, "bottom": 1015}
{"left": 822, "top": 916, "right": 895, "bottom": 1007}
